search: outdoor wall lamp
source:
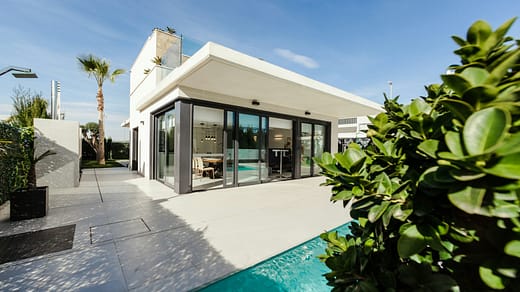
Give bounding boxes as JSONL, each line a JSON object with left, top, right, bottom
{"left": 251, "top": 99, "right": 260, "bottom": 106}
{"left": 0, "top": 66, "right": 38, "bottom": 78}
{"left": 140, "top": 121, "right": 144, "bottom": 125}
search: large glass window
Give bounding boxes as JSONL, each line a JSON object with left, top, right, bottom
{"left": 301, "top": 123, "right": 313, "bottom": 177}
{"left": 300, "top": 122, "right": 327, "bottom": 177}
{"left": 192, "top": 106, "right": 224, "bottom": 191}
{"left": 155, "top": 108, "right": 175, "bottom": 185}
{"left": 238, "top": 113, "right": 261, "bottom": 185}
{"left": 224, "top": 111, "right": 235, "bottom": 187}
{"left": 313, "top": 124, "right": 326, "bottom": 175}
{"left": 268, "top": 117, "right": 293, "bottom": 181}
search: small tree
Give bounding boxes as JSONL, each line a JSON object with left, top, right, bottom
{"left": 316, "top": 18, "right": 520, "bottom": 291}
{"left": 7, "top": 86, "right": 50, "bottom": 127}
{"left": 80, "top": 122, "right": 99, "bottom": 153}
{"left": 77, "top": 54, "right": 124, "bottom": 165}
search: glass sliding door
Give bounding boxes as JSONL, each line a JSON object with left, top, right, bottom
{"left": 301, "top": 123, "right": 313, "bottom": 177}
{"left": 192, "top": 106, "right": 224, "bottom": 191}
{"left": 165, "top": 112, "right": 175, "bottom": 185}
{"left": 156, "top": 115, "right": 166, "bottom": 181}
{"left": 224, "top": 111, "right": 236, "bottom": 187}
{"left": 155, "top": 108, "right": 175, "bottom": 186}
{"left": 238, "top": 113, "right": 261, "bottom": 185}
{"left": 313, "top": 124, "right": 325, "bottom": 176}
{"left": 260, "top": 117, "right": 268, "bottom": 182}
{"left": 268, "top": 117, "right": 293, "bottom": 181}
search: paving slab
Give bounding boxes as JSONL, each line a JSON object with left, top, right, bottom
{"left": 0, "top": 167, "right": 350, "bottom": 291}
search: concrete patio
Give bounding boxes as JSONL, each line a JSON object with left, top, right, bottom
{"left": 0, "top": 168, "right": 350, "bottom": 291}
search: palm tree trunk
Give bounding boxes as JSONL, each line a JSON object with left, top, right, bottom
{"left": 97, "top": 86, "right": 105, "bottom": 165}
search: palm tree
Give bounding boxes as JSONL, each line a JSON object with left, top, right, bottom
{"left": 77, "top": 54, "right": 124, "bottom": 165}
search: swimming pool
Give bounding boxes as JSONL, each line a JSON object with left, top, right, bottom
{"left": 199, "top": 223, "right": 350, "bottom": 291}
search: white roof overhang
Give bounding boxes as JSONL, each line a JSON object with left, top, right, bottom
{"left": 136, "top": 42, "right": 382, "bottom": 118}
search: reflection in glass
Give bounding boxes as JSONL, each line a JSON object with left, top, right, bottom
{"left": 225, "top": 111, "right": 235, "bottom": 186}
{"left": 238, "top": 113, "right": 260, "bottom": 184}
{"left": 301, "top": 123, "right": 312, "bottom": 176}
{"left": 155, "top": 109, "right": 175, "bottom": 185}
{"left": 260, "top": 117, "right": 268, "bottom": 181}
{"left": 192, "top": 106, "right": 224, "bottom": 191}
{"left": 313, "top": 124, "right": 325, "bottom": 176}
{"left": 156, "top": 115, "right": 166, "bottom": 180}
{"left": 268, "top": 117, "right": 292, "bottom": 181}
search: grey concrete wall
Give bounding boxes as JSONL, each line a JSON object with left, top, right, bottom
{"left": 34, "top": 119, "right": 81, "bottom": 188}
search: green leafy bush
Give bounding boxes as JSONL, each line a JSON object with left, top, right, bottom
{"left": 0, "top": 122, "right": 31, "bottom": 204}
{"left": 316, "top": 18, "right": 520, "bottom": 291}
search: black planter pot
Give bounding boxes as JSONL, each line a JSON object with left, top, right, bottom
{"left": 10, "top": 186, "right": 49, "bottom": 221}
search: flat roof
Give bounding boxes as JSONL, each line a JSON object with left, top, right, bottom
{"left": 136, "top": 42, "right": 382, "bottom": 118}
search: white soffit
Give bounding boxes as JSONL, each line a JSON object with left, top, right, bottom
{"left": 138, "top": 42, "right": 382, "bottom": 118}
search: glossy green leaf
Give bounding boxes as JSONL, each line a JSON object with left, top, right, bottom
{"left": 398, "top": 225, "right": 427, "bottom": 258}
{"left": 504, "top": 240, "right": 520, "bottom": 258}
{"left": 445, "top": 131, "right": 465, "bottom": 157}
{"left": 368, "top": 200, "right": 390, "bottom": 223}
{"left": 461, "top": 67, "right": 490, "bottom": 86}
{"left": 463, "top": 107, "right": 509, "bottom": 156}
{"left": 467, "top": 20, "right": 492, "bottom": 45}
{"left": 382, "top": 204, "right": 399, "bottom": 227}
{"left": 335, "top": 148, "right": 364, "bottom": 170}
{"left": 454, "top": 45, "right": 480, "bottom": 58}
{"left": 495, "top": 85, "right": 520, "bottom": 102}
{"left": 409, "top": 98, "right": 431, "bottom": 116}
{"left": 486, "top": 50, "right": 520, "bottom": 85}
{"left": 418, "top": 224, "right": 446, "bottom": 252}
{"left": 462, "top": 85, "right": 499, "bottom": 103}
{"left": 393, "top": 206, "right": 413, "bottom": 221}
{"left": 449, "top": 169, "right": 486, "bottom": 181}
{"left": 449, "top": 226, "right": 476, "bottom": 243}
{"left": 451, "top": 35, "right": 467, "bottom": 46}
{"left": 441, "top": 74, "right": 472, "bottom": 95}
{"left": 320, "top": 152, "right": 334, "bottom": 165}
{"left": 492, "top": 199, "right": 520, "bottom": 218}
{"left": 491, "top": 17, "right": 517, "bottom": 45}
{"left": 334, "top": 152, "right": 353, "bottom": 170}
{"left": 371, "top": 137, "right": 387, "bottom": 155}
{"left": 417, "top": 139, "right": 439, "bottom": 158}
{"left": 349, "top": 156, "right": 367, "bottom": 174}
{"left": 448, "top": 187, "right": 485, "bottom": 214}
{"left": 479, "top": 266, "right": 505, "bottom": 290}
{"left": 484, "top": 153, "right": 520, "bottom": 179}
{"left": 495, "top": 132, "right": 520, "bottom": 156}
{"left": 331, "top": 190, "right": 353, "bottom": 201}
{"left": 439, "top": 99, "right": 474, "bottom": 121}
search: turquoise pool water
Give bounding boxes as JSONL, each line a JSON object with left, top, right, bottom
{"left": 227, "top": 165, "right": 257, "bottom": 172}
{"left": 199, "top": 223, "right": 350, "bottom": 291}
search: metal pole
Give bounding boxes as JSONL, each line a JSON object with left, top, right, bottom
{"left": 388, "top": 81, "right": 393, "bottom": 98}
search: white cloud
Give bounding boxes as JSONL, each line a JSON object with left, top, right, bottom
{"left": 274, "top": 48, "right": 319, "bottom": 69}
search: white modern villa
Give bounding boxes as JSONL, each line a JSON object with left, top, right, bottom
{"left": 128, "top": 28, "right": 381, "bottom": 194}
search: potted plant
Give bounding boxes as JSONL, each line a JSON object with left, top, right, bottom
{"left": 9, "top": 127, "right": 54, "bottom": 221}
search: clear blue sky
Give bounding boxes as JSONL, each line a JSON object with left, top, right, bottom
{"left": 1, "top": 0, "right": 519, "bottom": 141}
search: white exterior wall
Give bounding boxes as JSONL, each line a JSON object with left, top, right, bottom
{"left": 130, "top": 89, "right": 180, "bottom": 178}
{"left": 130, "top": 29, "right": 184, "bottom": 177}
{"left": 34, "top": 118, "right": 81, "bottom": 188}
{"left": 338, "top": 116, "right": 371, "bottom": 139}
{"left": 130, "top": 32, "right": 158, "bottom": 94}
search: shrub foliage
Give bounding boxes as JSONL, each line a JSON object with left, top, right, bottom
{"left": 0, "top": 122, "right": 32, "bottom": 204}
{"left": 316, "top": 18, "right": 520, "bottom": 291}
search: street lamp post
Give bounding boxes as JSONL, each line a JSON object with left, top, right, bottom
{"left": 388, "top": 81, "right": 393, "bottom": 98}
{"left": 0, "top": 66, "right": 38, "bottom": 78}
